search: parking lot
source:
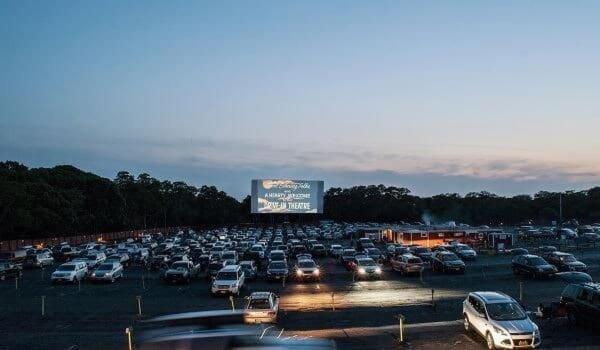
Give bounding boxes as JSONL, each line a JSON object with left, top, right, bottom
{"left": 2, "top": 228, "right": 600, "bottom": 349}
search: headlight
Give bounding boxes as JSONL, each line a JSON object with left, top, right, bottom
{"left": 91, "top": 273, "right": 96, "bottom": 277}
{"left": 493, "top": 326, "right": 507, "bottom": 336}
{"left": 375, "top": 267, "right": 382, "bottom": 274}
{"left": 358, "top": 268, "right": 366, "bottom": 274}
{"left": 313, "top": 268, "right": 320, "bottom": 275}
{"left": 296, "top": 270, "right": 304, "bottom": 276}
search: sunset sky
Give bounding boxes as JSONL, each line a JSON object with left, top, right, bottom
{"left": 2, "top": 1, "right": 599, "bottom": 198}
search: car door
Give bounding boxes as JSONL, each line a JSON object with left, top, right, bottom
{"left": 470, "top": 297, "right": 488, "bottom": 336}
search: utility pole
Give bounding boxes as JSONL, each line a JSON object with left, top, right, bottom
{"left": 559, "top": 193, "right": 563, "bottom": 227}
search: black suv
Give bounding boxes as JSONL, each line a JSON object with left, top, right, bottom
{"left": 561, "top": 283, "right": 600, "bottom": 326}
{"left": 546, "top": 251, "right": 587, "bottom": 272}
{"left": 511, "top": 254, "right": 557, "bottom": 278}
{"left": 431, "top": 251, "right": 465, "bottom": 274}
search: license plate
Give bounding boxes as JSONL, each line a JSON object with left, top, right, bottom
{"left": 518, "top": 340, "right": 528, "bottom": 346}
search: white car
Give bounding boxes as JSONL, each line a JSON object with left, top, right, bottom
{"left": 463, "top": 291, "right": 541, "bottom": 349}
{"left": 244, "top": 292, "right": 279, "bottom": 324}
{"left": 85, "top": 252, "right": 106, "bottom": 268}
{"left": 88, "top": 262, "right": 124, "bottom": 283}
{"left": 51, "top": 261, "right": 88, "bottom": 284}
{"left": 211, "top": 265, "right": 245, "bottom": 296}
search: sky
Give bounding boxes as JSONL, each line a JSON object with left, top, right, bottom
{"left": 1, "top": 1, "right": 600, "bottom": 199}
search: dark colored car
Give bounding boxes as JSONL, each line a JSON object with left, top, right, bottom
{"left": 510, "top": 248, "right": 529, "bottom": 256}
{"left": 431, "top": 251, "right": 465, "bottom": 274}
{"left": 560, "top": 283, "right": 600, "bottom": 326}
{"left": 512, "top": 254, "right": 557, "bottom": 278}
{"left": 0, "top": 262, "right": 22, "bottom": 281}
{"left": 411, "top": 247, "right": 433, "bottom": 262}
{"left": 311, "top": 244, "right": 327, "bottom": 257}
{"left": 546, "top": 252, "right": 587, "bottom": 272}
{"left": 266, "top": 261, "right": 289, "bottom": 281}
{"left": 207, "top": 260, "right": 226, "bottom": 278}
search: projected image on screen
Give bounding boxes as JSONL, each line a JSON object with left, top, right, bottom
{"left": 251, "top": 179, "right": 324, "bottom": 214}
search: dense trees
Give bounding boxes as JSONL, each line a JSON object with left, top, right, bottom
{"left": 1, "top": 161, "right": 600, "bottom": 240}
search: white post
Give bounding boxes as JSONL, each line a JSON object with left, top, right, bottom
{"left": 229, "top": 295, "right": 235, "bottom": 311}
{"left": 125, "top": 328, "right": 133, "bottom": 350}
{"left": 136, "top": 296, "right": 142, "bottom": 316}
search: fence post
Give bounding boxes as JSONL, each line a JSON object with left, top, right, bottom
{"left": 229, "top": 295, "right": 235, "bottom": 311}
{"left": 41, "top": 296, "right": 46, "bottom": 317}
{"left": 125, "top": 327, "right": 133, "bottom": 350}
{"left": 396, "top": 314, "right": 405, "bottom": 343}
{"left": 136, "top": 296, "right": 142, "bottom": 316}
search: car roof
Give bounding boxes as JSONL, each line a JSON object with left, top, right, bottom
{"left": 219, "top": 265, "right": 240, "bottom": 272}
{"left": 249, "top": 292, "right": 272, "bottom": 299}
{"left": 472, "top": 291, "right": 513, "bottom": 304}
{"left": 522, "top": 254, "right": 540, "bottom": 258}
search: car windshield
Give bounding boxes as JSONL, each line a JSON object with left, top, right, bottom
{"left": 216, "top": 272, "right": 237, "bottom": 280}
{"left": 222, "top": 253, "right": 235, "bottom": 259}
{"left": 270, "top": 253, "right": 284, "bottom": 259}
{"left": 250, "top": 246, "right": 262, "bottom": 251}
{"left": 486, "top": 302, "right": 527, "bottom": 321}
{"left": 442, "top": 254, "right": 460, "bottom": 261}
{"left": 57, "top": 265, "right": 76, "bottom": 271}
{"left": 298, "top": 260, "right": 316, "bottom": 268}
{"left": 527, "top": 257, "right": 547, "bottom": 266}
{"left": 97, "top": 264, "right": 113, "bottom": 271}
{"left": 359, "top": 260, "right": 376, "bottom": 267}
{"left": 248, "top": 298, "right": 271, "bottom": 309}
{"left": 559, "top": 254, "right": 576, "bottom": 263}
{"left": 269, "top": 262, "right": 287, "bottom": 269}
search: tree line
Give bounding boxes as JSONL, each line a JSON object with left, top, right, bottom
{"left": 1, "top": 161, "right": 600, "bottom": 240}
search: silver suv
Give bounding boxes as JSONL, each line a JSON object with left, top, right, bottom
{"left": 463, "top": 291, "right": 540, "bottom": 349}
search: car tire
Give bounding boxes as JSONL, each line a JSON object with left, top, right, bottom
{"left": 486, "top": 332, "right": 496, "bottom": 350}
{"left": 463, "top": 314, "right": 471, "bottom": 332}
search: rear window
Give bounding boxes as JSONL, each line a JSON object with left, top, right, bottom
{"left": 216, "top": 271, "right": 238, "bottom": 280}
{"left": 248, "top": 298, "right": 271, "bottom": 309}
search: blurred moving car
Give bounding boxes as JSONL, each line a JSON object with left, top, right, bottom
{"left": 244, "top": 292, "right": 279, "bottom": 324}
{"left": 463, "top": 291, "right": 541, "bottom": 349}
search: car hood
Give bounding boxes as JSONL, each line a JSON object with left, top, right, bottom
{"left": 444, "top": 260, "right": 465, "bottom": 267}
{"left": 495, "top": 319, "right": 536, "bottom": 334}
{"left": 566, "top": 261, "right": 586, "bottom": 268}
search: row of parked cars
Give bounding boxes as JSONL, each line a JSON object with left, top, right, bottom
{"left": 511, "top": 246, "right": 588, "bottom": 279}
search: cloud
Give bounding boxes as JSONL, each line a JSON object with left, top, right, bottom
{"left": 1, "top": 130, "right": 599, "bottom": 198}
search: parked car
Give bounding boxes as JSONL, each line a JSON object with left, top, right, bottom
{"left": 244, "top": 291, "right": 280, "bottom": 324}
{"left": 560, "top": 282, "right": 600, "bottom": 326}
{"left": 207, "top": 260, "right": 226, "bottom": 279}
{"left": 268, "top": 250, "right": 286, "bottom": 263}
{"left": 84, "top": 252, "right": 106, "bottom": 269}
{"left": 511, "top": 254, "right": 557, "bottom": 278}
{"left": 328, "top": 244, "right": 344, "bottom": 258}
{"left": 365, "top": 247, "right": 385, "bottom": 262}
{"left": 0, "top": 261, "right": 22, "bottom": 281}
{"left": 221, "top": 251, "right": 239, "bottom": 266}
{"left": 510, "top": 248, "right": 529, "bottom": 256}
{"left": 431, "top": 251, "right": 465, "bottom": 274}
{"left": 546, "top": 252, "right": 587, "bottom": 272}
{"left": 411, "top": 247, "right": 433, "bottom": 262}
{"left": 390, "top": 254, "right": 424, "bottom": 276}
{"left": 239, "top": 260, "right": 257, "bottom": 281}
{"left": 88, "top": 262, "right": 124, "bottom": 283}
{"left": 211, "top": 265, "right": 245, "bottom": 296}
{"left": 51, "top": 261, "right": 88, "bottom": 284}
{"left": 449, "top": 244, "right": 477, "bottom": 260}
{"left": 23, "top": 253, "right": 54, "bottom": 268}
{"left": 266, "top": 261, "right": 289, "bottom": 281}
{"left": 163, "top": 261, "right": 199, "bottom": 284}
{"left": 463, "top": 291, "right": 541, "bottom": 349}
{"left": 149, "top": 255, "right": 170, "bottom": 271}
{"left": 311, "top": 244, "right": 327, "bottom": 257}
{"left": 294, "top": 259, "right": 321, "bottom": 282}
{"left": 354, "top": 257, "right": 382, "bottom": 280}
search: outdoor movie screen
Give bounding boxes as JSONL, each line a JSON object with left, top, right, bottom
{"left": 251, "top": 179, "right": 324, "bottom": 214}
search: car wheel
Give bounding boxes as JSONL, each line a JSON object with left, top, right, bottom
{"left": 486, "top": 332, "right": 496, "bottom": 350}
{"left": 463, "top": 314, "right": 471, "bottom": 332}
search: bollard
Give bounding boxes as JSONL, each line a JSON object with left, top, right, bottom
{"left": 282, "top": 276, "right": 286, "bottom": 288}
{"left": 395, "top": 314, "right": 405, "bottom": 343}
{"left": 41, "top": 296, "right": 46, "bottom": 316}
{"left": 125, "top": 327, "right": 133, "bottom": 350}
{"left": 136, "top": 295, "right": 142, "bottom": 316}
{"left": 331, "top": 292, "right": 335, "bottom": 311}
{"left": 519, "top": 282, "right": 523, "bottom": 302}
{"left": 431, "top": 289, "right": 435, "bottom": 308}
{"left": 229, "top": 295, "right": 235, "bottom": 311}
{"left": 15, "top": 277, "right": 18, "bottom": 291}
